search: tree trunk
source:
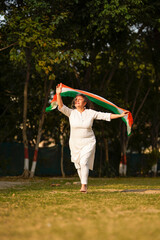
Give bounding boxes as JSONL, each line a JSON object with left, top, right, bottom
{"left": 119, "top": 87, "right": 150, "bottom": 176}
{"left": 104, "top": 138, "right": 109, "bottom": 163}
{"left": 22, "top": 52, "right": 30, "bottom": 178}
{"left": 83, "top": 49, "right": 97, "bottom": 90}
{"left": 60, "top": 122, "right": 65, "bottom": 177}
{"left": 151, "top": 163, "right": 157, "bottom": 177}
{"left": 119, "top": 152, "right": 127, "bottom": 176}
{"left": 119, "top": 123, "right": 128, "bottom": 176}
{"left": 106, "top": 64, "right": 118, "bottom": 89}
{"left": 119, "top": 70, "right": 130, "bottom": 176}
{"left": 133, "top": 87, "right": 151, "bottom": 123}
{"left": 119, "top": 68, "right": 150, "bottom": 176}
{"left": 30, "top": 79, "right": 53, "bottom": 178}
{"left": 99, "top": 142, "right": 103, "bottom": 177}
{"left": 150, "top": 82, "right": 160, "bottom": 176}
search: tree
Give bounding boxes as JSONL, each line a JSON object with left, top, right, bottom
{"left": 1, "top": 0, "right": 160, "bottom": 178}
{"left": 1, "top": 0, "right": 86, "bottom": 177}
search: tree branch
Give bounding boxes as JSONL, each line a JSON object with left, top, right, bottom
{"left": 133, "top": 87, "right": 151, "bottom": 123}
{"left": 106, "top": 63, "right": 118, "bottom": 88}
{"left": 131, "top": 74, "right": 144, "bottom": 116}
{"left": 100, "top": 70, "right": 109, "bottom": 91}
{"left": 0, "top": 42, "right": 17, "bottom": 52}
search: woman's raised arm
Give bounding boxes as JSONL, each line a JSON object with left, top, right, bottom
{"left": 56, "top": 83, "right": 63, "bottom": 109}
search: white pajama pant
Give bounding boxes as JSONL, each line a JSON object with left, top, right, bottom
{"left": 72, "top": 141, "right": 96, "bottom": 185}
{"left": 74, "top": 160, "right": 89, "bottom": 185}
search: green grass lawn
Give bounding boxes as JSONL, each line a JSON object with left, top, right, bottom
{"left": 0, "top": 177, "right": 160, "bottom": 240}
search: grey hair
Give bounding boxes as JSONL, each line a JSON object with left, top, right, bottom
{"left": 71, "top": 94, "right": 93, "bottom": 109}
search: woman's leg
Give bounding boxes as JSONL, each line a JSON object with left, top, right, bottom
{"left": 74, "top": 162, "right": 82, "bottom": 182}
{"left": 74, "top": 160, "right": 89, "bottom": 192}
{"left": 80, "top": 163, "right": 89, "bottom": 185}
{"left": 77, "top": 168, "right": 82, "bottom": 181}
{"left": 80, "top": 163, "right": 89, "bottom": 192}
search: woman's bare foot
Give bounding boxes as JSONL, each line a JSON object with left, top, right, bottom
{"left": 80, "top": 184, "right": 87, "bottom": 193}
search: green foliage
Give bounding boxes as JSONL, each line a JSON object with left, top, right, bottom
{"left": 0, "top": 0, "right": 160, "bottom": 160}
{"left": 4, "top": 2, "right": 86, "bottom": 78}
{"left": 0, "top": 0, "right": 89, "bottom": 143}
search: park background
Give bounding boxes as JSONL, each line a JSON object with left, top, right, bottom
{"left": 0, "top": 0, "right": 160, "bottom": 178}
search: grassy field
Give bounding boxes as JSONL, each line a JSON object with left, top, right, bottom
{"left": 0, "top": 177, "right": 160, "bottom": 240}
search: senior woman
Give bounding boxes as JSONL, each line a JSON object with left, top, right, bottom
{"left": 56, "top": 83, "right": 129, "bottom": 193}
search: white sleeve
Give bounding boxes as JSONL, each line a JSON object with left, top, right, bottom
{"left": 91, "top": 109, "right": 111, "bottom": 122}
{"left": 58, "top": 104, "right": 72, "bottom": 117}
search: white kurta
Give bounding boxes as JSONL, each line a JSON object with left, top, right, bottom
{"left": 58, "top": 105, "right": 111, "bottom": 170}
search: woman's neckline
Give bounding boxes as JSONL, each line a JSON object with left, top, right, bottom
{"left": 76, "top": 108, "right": 86, "bottom": 113}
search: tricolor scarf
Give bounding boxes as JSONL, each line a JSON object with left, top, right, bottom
{"left": 46, "top": 83, "right": 133, "bottom": 136}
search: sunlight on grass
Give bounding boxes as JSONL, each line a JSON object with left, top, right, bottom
{"left": 0, "top": 177, "right": 160, "bottom": 240}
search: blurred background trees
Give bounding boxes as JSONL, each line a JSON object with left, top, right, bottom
{"left": 0, "top": 0, "right": 160, "bottom": 176}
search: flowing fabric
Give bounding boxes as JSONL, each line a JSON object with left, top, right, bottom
{"left": 46, "top": 83, "right": 133, "bottom": 135}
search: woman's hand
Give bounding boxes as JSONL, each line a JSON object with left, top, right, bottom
{"left": 56, "top": 83, "right": 63, "bottom": 109}
{"left": 111, "top": 111, "right": 129, "bottom": 119}
{"left": 56, "top": 83, "right": 62, "bottom": 95}
{"left": 121, "top": 111, "right": 129, "bottom": 117}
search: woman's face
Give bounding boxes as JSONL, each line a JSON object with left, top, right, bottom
{"left": 74, "top": 96, "right": 86, "bottom": 109}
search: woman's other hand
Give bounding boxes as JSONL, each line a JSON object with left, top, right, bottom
{"left": 121, "top": 111, "right": 129, "bottom": 117}
{"left": 111, "top": 111, "right": 129, "bottom": 119}
{"left": 56, "top": 83, "right": 62, "bottom": 94}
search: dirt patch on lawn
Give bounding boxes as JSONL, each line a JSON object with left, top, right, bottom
{"left": 121, "top": 189, "right": 160, "bottom": 194}
{"left": 0, "top": 181, "right": 31, "bottom": 189}
{"left": 49, "top": 188, "right": 160, "bottom": 195}
{"left": 93, "top": 189, "right": 160, "bottom": 194}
